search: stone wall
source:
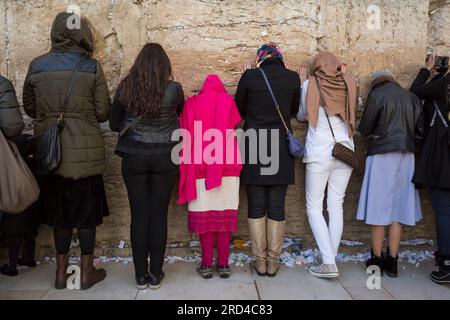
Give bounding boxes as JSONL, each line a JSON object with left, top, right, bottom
{"left": 1, "top": 0, "right": 448, "bottom": 253}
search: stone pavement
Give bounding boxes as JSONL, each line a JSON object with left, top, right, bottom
{"left": 1, "top": 259, "right": 450, "bottom": 300}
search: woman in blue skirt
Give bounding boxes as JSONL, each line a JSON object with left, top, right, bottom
{"left": 357, "top": 70, "right": 423, "bottom": 277}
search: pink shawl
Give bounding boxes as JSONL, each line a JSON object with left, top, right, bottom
{"left": 177, "top": 75, "right": 242, "bottom": 204}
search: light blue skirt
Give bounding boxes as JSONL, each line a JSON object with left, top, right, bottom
{"left": 356, "top": 152, "right": 423, "bottom": 226}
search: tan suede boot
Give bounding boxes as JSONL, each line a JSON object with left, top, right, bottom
{"left": 248, "top": 217, "right": 268, "bottom": 276}
{"left": 55, "top": 254, "right": 70, "bottom": 290}
{"left": 80, "top": 255, "right": 106, "bottom": 290}
{"left": 267, "top": 219, "right": 286, "bottom": 277}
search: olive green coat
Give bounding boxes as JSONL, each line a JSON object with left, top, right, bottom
{"left": 23, "top": 13, "right": 111, "bottom": 180}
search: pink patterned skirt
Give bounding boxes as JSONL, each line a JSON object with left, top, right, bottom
{"left": 188, "top": 177, "right": 240, "bottom": 234}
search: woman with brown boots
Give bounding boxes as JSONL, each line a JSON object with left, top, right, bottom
{"left": 235, "top": 43, "right": 301, "bottom": 277}
{"left": 23, "top": 12, "right": 111, "bottom": 290}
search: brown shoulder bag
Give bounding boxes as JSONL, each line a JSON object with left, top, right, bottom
{"left": 315, "top": 77, "right": 360, "bottom": 170}
{"left": 0, "top": 130, "right": 40, "bottom": 214}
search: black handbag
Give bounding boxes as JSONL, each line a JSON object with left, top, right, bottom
{"left": 259, "top": 68, "right": 305, "bottom": 158}
{"left": 315, "top": 77, "right": 360, "bottom": 170}
{"left": 31, "top": 57, "right": 86, "bottom": 175}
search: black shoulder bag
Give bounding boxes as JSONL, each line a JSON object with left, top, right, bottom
{"left": 315, "top": 77, "right": 360, "bottom": 170}
{"left": 31, "top": 57, "right": 86, "bottom": 175}
{"left": 259, "top": 68, "right": 305, "bottom": 158}
{"left": 119, "top": 116, "right": 142, "bottom": 137}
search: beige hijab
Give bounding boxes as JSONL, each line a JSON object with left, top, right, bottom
{"left": 306, "top": 51, "right": 357, "bottom": 136}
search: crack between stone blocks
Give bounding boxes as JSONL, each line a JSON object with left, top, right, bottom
{"left": 107, "top": 0, "right": 124, "bottom": 84}
{"left": 3, "top": 0, "right": 10, "bottom": 78}
{"left": 253, "top": 280, "right": 261, "bottom": 300}
{"left": 146, "top": 15, "right": 320, "bottom": 34}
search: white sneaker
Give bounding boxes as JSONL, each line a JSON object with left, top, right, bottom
{"left": 309, "top": 263, "right": 339, "bottom": 278}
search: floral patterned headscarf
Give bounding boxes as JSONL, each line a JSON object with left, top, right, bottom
{"left": 256, "top": 42, "right": 285, "bottom": 67}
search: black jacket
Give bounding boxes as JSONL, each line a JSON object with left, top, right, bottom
{"left": 110, "top": 81, "right": 185, "bottom": 156}
{"left": 0, "top": 75, "right": 24, "bottom": 138}
{"left": 359, "top": 81, "right": 421, "bottom": 156}
{"left": 410, "top": 68, "right": 450, "bottom": 189}
{"left": 235, "top": 58, "right": 301, "bottom": 185}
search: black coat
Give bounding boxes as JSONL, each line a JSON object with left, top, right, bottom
{"left": 235, "top": 58, "right": 301, "bottom": 185}
{"left": 0, "top": 75, "right": 23, "bottom": 138}
{"left": 410, "top": 69, "right": 450, "bottom": 189}
{"left": 359, "top": 81, "right": 422, "bottom": 156}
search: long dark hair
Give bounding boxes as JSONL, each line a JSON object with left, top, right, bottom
{"left": 119, "top": 43, "right": 173, "bottom": 117}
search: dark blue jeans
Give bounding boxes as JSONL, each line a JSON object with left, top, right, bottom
{"left": 429, "top": 188, "right": 450, "bottom": 256}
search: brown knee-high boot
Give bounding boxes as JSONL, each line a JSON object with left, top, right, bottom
{"left": 267, "top": 219, "right": 286, "bottom": 277}
{"left": 248, "top": 217, "right": 268, "bottom": 276}
{"left": 80, "top": 255, "right": 106, "bottom": 290}
{"left": 55, "top": 254, "right": 70, "bottom": 290}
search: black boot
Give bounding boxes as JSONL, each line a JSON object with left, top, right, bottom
{"left": 18, "top": 238, "right": 37, "bottom": 268}
{"left": 0, "top": 264, "right": 18, "bottom": 277}
{"left": 366, "top": 249, "right": 384, "bottom": 275}
{"left": 430, "top": 254, "right": 450, "bottom": 285}
{"left": 1, "top": 243, "right": 20, "bottom": 277}
{"left": 383, "top": 247, "right": 398, "bottom": 278}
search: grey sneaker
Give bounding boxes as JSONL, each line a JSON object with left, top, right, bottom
{"left": 309, "top": 263, "right": 339, "bottom": 278}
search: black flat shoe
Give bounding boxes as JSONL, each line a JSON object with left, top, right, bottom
{"left": 149, "top": 271, "right": 165, "bottom": 290}
{"left": 0, "top": 264, "right": 18, "bottom": 277}
{"left": 136, "top": 274, "right": 150, "bottom": 290}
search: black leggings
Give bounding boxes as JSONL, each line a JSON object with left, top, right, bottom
{"left": 246, "top": 185, "right": 288, "bottom": 221}
{"left": 54, "top": 228, "right": 96, "bottom": 255}
{"left": 429, "top": 188, "right": 450, "bottom": 256}
{"left": 122, "top": 153, "right": 178, "bottom": 278}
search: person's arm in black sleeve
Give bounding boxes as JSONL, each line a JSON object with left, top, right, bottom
{"left": 109, "top": 90, "right": 125, "bottom": 133}
{"left": 410, "top": 68, "right": 448, "bottom": 101}
{"left": 235, "top": 70, "right": 249, "bottom": 117}
{"left": 291, "top": 73, "right": 301, "bottom": 117}
{"left": 358, "top": 91, "right": 380, "bottom": 137}
{"left": 176, "top": 83, "right": 185, "bottom": 117}
{"left": 412, "top": 94, "right": 424, "bottom": 151}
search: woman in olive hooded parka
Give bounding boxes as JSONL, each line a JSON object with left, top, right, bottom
{"left": 23, "top": 12, "right": 111, "bottom": 291}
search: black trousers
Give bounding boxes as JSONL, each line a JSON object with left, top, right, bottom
{"left": 429, "top": 188, "right": 450, "bottom": 256}
{"left": 122, "top": 153, "right": 178, "bottom": 278}
{"left": 246, "top": 185, "right": 288, "bottom": 221}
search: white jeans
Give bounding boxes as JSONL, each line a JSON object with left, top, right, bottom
{"left": 306, "top": 160, "right": 353, "bottom": 265}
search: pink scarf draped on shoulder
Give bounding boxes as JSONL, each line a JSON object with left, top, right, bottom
{"left": 177, "top": 74, "right": 242, "bottom": 205}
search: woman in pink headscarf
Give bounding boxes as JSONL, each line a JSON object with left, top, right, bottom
{"left": 178, "top": 74, "right": 242, "bottom": 279}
